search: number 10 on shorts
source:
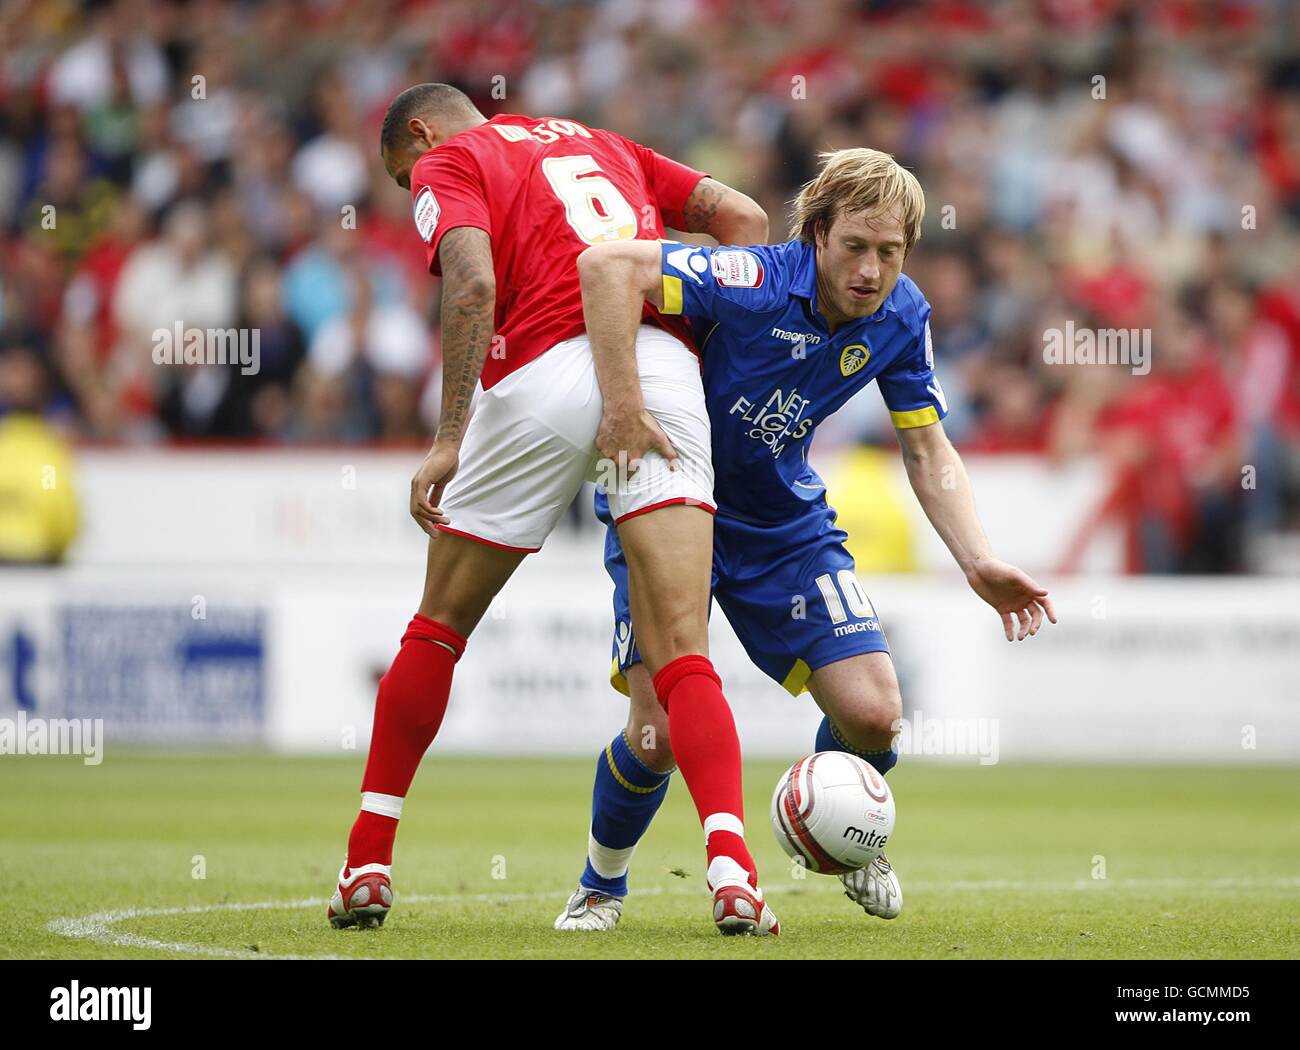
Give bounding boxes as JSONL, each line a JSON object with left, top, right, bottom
{"left": 814, "top": 570, "right": 876, "bottom": 624}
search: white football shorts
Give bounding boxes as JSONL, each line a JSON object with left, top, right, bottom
{"left": 437, "top": 325, "right": 715, "bottom": 552}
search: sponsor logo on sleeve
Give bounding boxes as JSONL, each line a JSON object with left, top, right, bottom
{"left": 413, "top": 187, "right": 440, "bottom": 243}
{"left": 927, "top": 377, "right": 948, "bottom": 413}
{"left": 924, "top": 320, "right": 934, "bottom": 369}
{"left": 615, "top": 621, "right": 634, "bottom": 666}
{"left": 665, "top": 245, "right": 707, "bottom": 283}
{"left": 710, "top": 249, "right": 764, "bottom": 288}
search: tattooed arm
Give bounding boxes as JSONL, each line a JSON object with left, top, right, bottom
{"left": 680, "top": 176, "right": 768, "bottom": 245}
{"left": 434, "top": 227, "right": 496, "bottom": 442}
{"left": 409, "top": 226, "right": 496, "bottom": 535}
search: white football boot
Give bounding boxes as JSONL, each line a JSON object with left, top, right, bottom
{"left": 840, "top": 852, "right": 902, "bottom": 919}
{"left": 553, "top": 886, "right": 624, "bottom": 931}
{"left": 328, "top": 861, "right": 394, "bottom": 929}
{"left": 712, "top": 880, "right": 780, "bottom": 935}
{"left": 708, "top": 856, "right": 779, "bottom": 936}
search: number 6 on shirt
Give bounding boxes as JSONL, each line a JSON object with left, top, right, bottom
{"left": 543, "top": 154, "right": 639, "bottom": 244}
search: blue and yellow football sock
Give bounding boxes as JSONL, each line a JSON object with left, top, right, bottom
{"left": 816, "top": 715, "right": 898, "bottom": 776}
{"left": 579, "top": 730, "right": 672, "bottom": 897}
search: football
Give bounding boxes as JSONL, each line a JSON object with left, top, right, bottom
{"left": 770, "top": 752, "right": 895, "bottom": 875}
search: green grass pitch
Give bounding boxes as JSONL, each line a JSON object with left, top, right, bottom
{"left": 2, "top": 753, "right": 1297, "bottom": 959}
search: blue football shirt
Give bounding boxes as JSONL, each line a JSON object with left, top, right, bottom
{"left": 656, "top": 239, "right": 948, "bottom": 523}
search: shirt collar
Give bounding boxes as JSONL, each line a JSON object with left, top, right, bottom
{"left": 790, "top": 240, "right": 818, "bottom": 301}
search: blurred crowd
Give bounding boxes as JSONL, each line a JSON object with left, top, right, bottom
{"left": 2, "top": 0, "right": 1300, "bottom": 570}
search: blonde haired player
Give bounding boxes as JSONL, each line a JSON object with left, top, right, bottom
{"left": 555, "top": 149, "right": 1056, "bottom": 930}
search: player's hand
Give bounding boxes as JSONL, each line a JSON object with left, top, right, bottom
{"left": 596, "top": 401, "right": 681, "bottom": 473}
{"left": 964, "top": 558, "right": 1058, "bottom": 642}
{"left": 410, "top": 440, "right": 459, "bottom": 537}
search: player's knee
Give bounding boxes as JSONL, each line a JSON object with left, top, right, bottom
{"left": 640, "top": 597, "right": 708, "bottom": 658}
{"left": 417, "top": 582, "right": 498, "bottom": 638}
{"left": 416, "top": 600, "right": 477, "bottom": 639}
{"left": 417, "top": 535, "right": 521, "bottom": 637}
{"left": 833, "top": 680, "right": 902, "bottom": 750}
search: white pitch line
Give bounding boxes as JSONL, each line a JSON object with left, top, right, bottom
{"left": 47, "top": 889, "right": 637, "bottom": 961}
{"left": 47, "top": 892, "right": 556, "bottom": 961}
{"left": 48, "top": 876, "right": 1300, "bottom": 960}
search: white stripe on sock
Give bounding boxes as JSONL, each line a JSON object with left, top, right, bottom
{"left": 707, "top": 855, "right": 751, "bottom": 891}
{"left": 587, "top": 829, "right": 636, "bottom": 880}
{"left": 702, "top": 812, "right": 744, "bottom": 840}
{"left": 360, "top": 791, "right": 404, "bottom": 820}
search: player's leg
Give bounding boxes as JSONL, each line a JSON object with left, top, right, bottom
{"left": 806, "top": 653, "right": 905, "bottom": 921}
{"left": 754, "top": 524, "right": 900, "bottom": 774}
{"left": 331, "top": 530, "right": 527, "bottom": 929}
{"left": 348, "top": 532, "right": 524, "bottom": 860}
{"left": 556, "top": 491, "right": 688, "bottom": 931}
{"left": 619, "top": 504, "right": 777, "bottom": 934}
{"left": 620, "top": 665, "right": 676, "bottom": 775}
{"left": 332, "top": 339, "right": 598, "bottom": 929}
{"left": 713, "top": 513, "right": 901, "bottom": 920}
{"left": 607, "top": 329, "right": 776, "bottom": 935}
{"left": 807, "top": 652, "right": 902, "bottom": 776}
{"left": 555, "top": 663, "right": 674, "bottom": 931}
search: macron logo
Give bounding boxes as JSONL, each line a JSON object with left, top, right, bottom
{"left": 50, "top": 982, "right": 151, "bottom": 1030}
{"left": 771, "top": 326, "right": 821, "bottom": 346}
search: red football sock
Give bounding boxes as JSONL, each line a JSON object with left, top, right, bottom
{"left": 347, "top": 615, "right": 465, "bottom": 868}
{"left": 652, "top": 654, "right": 757, "bottom": 885}
{"left": 347, "top": 812, "right": 398, "bottom": 868}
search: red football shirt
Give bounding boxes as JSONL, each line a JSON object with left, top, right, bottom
{"left": 409, "top": 113, "right": 707, "bottom": 389}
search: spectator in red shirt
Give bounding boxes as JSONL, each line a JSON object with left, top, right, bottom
{"left": 1097, "top": 299, "right": 1244, "bottom": 572}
